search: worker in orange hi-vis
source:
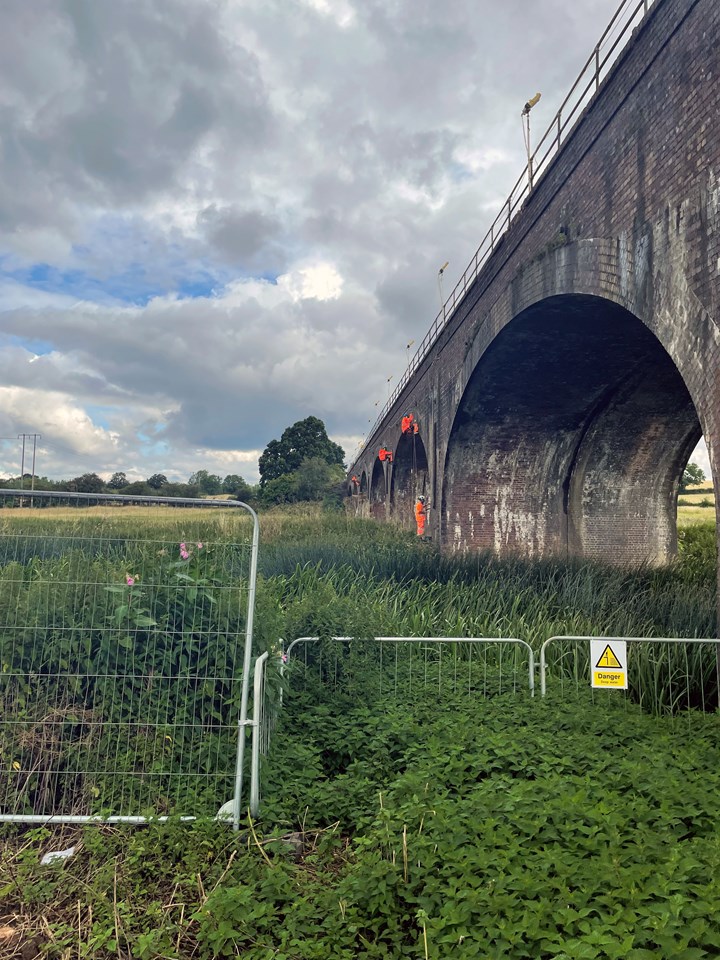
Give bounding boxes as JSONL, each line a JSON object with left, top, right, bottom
{"left": 415, "top": 495, "right": 428, "bottom": 537}
{"left": 401, "top": 413, "right": 414, "bottom": 434}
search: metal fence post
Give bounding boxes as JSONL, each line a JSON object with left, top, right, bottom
{"left": 249, "top": 652, "right": 269, "bottom": 818}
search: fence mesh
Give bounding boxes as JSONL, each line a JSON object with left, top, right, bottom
{"left": 0, "top": 492, "right": 256, "bottom": 822}
{"left": 283, "top": 636, "right": 534, "bottom": 703}
{"left": 540, "top": 635, "right": 720, "bottom": 718}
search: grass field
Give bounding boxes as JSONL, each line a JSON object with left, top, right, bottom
{"left": 678, "top": 481, "right": 716, "bottom": 525}
{"left": 678, "top": 503, "right": 717, "bottom": 524}
{"left": 1, "top": 506, "right": 718, "bottom": 958}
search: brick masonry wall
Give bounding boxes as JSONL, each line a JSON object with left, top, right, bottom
{"left": 351, "top": 0, "right": 719, "bottom": 568}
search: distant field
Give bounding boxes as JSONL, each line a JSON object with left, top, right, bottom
{"left": 0, "top": 504, "right": 238, "bottom": 519}
{"left": 678, "top": 504, "right": 717, "bottom": 525}
{"left": 678, "top": 481, "right": 716, "bottom": 526}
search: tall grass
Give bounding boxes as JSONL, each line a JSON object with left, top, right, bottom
{"left": 254, "top": 511, "right": 718, "bottom": 713}
{"left": 1, "top": 506, "right": 716, "bottom": 732}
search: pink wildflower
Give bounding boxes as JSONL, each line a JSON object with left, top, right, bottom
{"left": 180, "top": 547, "right": 190, "bottom": 560}
{"left": 281, "top": 653, "right": 288, "bottom": 664}
{"left": 126, "top": 575, "right": 135, "bottom": 587}
{"left": 196, "top": 542, "right": 203, "bottom": 550}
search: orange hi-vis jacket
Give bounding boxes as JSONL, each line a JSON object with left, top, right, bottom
{"left": 401, "top": 414, "right": 414, "bottom": 433}
{"left": 379, "top": 447, "right": 393, "bottom": 462}
{"left": 415, "top": 499, "right": 427, "bottom": 535}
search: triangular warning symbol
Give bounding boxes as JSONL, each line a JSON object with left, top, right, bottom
{"left": 595, "top": 643, "right": 622, "bottom": 669}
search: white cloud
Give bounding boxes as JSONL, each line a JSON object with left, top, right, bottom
{"left": 279, "top": 263, "right": 344, "bottom": 302}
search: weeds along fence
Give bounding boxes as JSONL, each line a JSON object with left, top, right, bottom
{"left": 248, "top": 631, "right": 720, "bottom": 816}
{"left": 540, "top": 635, "right": 720, "bottom": 714}
{"left": 247, "top": 636, "right": 534, "bottom": 816}
{"left": 283, "top": 635, "right": 535, "bottom": 700}
{"left": 0, "top": 490, "right": 259, "bottom": 829}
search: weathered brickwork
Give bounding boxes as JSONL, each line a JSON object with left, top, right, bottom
{"left": 350, "top": 0, "right": 719, "bottom": 570}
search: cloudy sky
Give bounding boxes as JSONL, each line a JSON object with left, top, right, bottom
{"left": 0, "top": 0, "right": 710, "bottom": 483}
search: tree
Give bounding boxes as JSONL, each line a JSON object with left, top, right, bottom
{"left": 259, "top": 416, "right": 345, "bottom": 486}
{"left": 107, "top": 472, "right": 128, "bottom": 489}
{"left": 295, "top": 457, "right": 345, "bottom": 501}
{"left": 122, "top": 481, "right": 151, "bottom": 495}
{"left": 68, "top": 473, "right": 105, "bottom": 493}
{"left": 260, "top": 474, "right": 296, "bottom": 505}
{"left": 680, "top": 462, "right": 706, "bottom": 492}
{"left": 187, "top": 470, "right": 222, "bottom": 495}
{"left": 222, "top": 474, "right": 253, "bottom": 500}
{"left": 147, "top": 473, "right": 168, "bottom": 490}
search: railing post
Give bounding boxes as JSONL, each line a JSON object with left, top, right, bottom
{"left": 595, "top": 45, "right": 600, "bottom": 89}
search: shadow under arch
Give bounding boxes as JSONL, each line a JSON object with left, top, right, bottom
{"left": 369, "top": 457, "right": 386, "bottom": 520}
{"left": 390, "top": 430, "right": 429, "bottom": 529}
{"left": 442, "top": 293, "right": 707, "bottom": 563}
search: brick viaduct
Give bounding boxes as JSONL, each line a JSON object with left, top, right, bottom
{"left": 348, "top": 0, "right": 719, "bottom": 568}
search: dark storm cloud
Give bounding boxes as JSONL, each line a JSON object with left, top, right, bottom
{"left": 0, "top": 0, "right": 271, "bottom": 231}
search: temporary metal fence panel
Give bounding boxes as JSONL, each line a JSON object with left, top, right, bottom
{"left": 0, "top": 490, "right": 259, "bottom": 828}
{"left": 284, "top": 636, "right": 535, "bottom": 700}
{"left": 242, "top": 636, "right": 534, "bottom": 816}
{"left": 540, "top": 635, "right": 720, "bottom": 716}
{"left": 249, "top": 651, "right": 282, "bottom": 818}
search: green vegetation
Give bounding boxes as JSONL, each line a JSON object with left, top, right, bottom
{"left": 0, "top": 470, "right": 256, "bottom": 502}
{"left": 680, "top": 461, "right": 706, "bottom": 492}
{"left": 258, "top": 416, "right": 345, "bottom": 486}
{"left": 3, "top": 691, "right": 720, "bottom": 958}
{"left": 1, "top": 509, "right": 719, "bottom": 958}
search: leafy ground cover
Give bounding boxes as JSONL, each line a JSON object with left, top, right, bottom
{"left": 1, "top": 508, "right": 718, "bottom": 957}
{"left": 2, "top": 691, "right": 720, "bottom": 958}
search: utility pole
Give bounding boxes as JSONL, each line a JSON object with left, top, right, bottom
{"left": 18, "top": 434, "right": 41, "bottom": 504}
{"left": 19, "top": 434, "right": 26, "bottom": 491}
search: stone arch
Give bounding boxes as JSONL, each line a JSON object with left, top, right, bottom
{"left": 442, "top": 293, "right": 706, "bottom": 563}
{"left": 390, "top": 430, "right": 429, "bottom": 528}
{"left": 360, "top": 470, "right": 368, "bottom": 495}
{"left": 369, "top": 457, "right": 387, "bottom": 520}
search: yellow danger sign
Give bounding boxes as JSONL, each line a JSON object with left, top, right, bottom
{"left": 589, "top": 639, "right": 628, "bottom": 690}
{"left": 595, "top": 644, "right": 623, "bottom": 669}
{"left": 593, "top": 670, "right": 626, "bottom": 688}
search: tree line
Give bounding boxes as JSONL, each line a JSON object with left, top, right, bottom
{"left": 0, "top": 417, "right": 347, "bottom": 507}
